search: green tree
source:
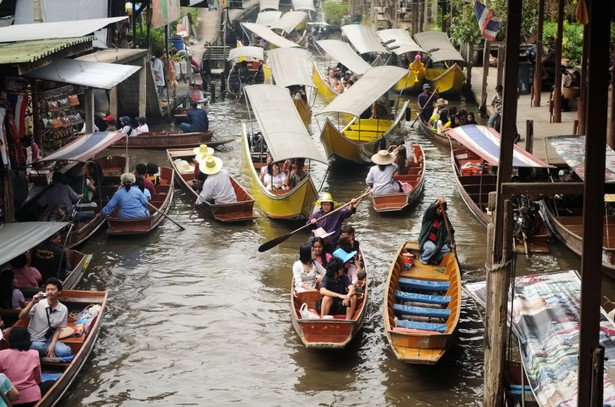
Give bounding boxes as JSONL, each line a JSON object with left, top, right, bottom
{"left": 323, "top": 0, "right": 349, "bottom": 26}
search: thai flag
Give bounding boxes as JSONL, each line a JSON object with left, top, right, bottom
{"left": 474, "top": 1, "right": 501, "bottom": 41}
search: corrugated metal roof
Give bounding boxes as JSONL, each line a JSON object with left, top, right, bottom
{"left": 0, "top": 36, "right": 92, "bottom": 64}
{"left": 0, "top": 17, "right": 127, "bottom": 43}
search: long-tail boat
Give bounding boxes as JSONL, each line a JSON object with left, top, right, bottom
{"left": 108, "top": 130, "right": 233, "bottom": 149}
{"left": 414, "top": 31, "right": 466, "bottom": 97}
{"left": 378, "top": 28, "right": 426, "bottom": 93}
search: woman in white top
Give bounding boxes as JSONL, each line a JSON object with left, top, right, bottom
{"left": 263, "top": 162, "right": 287, "bottom": 191}
{"left": 135, "top": 117, "right": 149, "bottom": 134}
{"left": 366, "top": 150, "right": 399, "bottom": 195}
{"left": 293, "top": 243, "right": 326, "bottom": 293}
{"left": 259, "top": 153, "right": 273, "bottom": 180}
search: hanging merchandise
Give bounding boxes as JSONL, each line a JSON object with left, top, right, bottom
{"left": 68, "top": 94, "right": 80, "bottom": 106}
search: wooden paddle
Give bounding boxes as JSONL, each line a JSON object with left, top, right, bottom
{"left": 258, "top": 188, "right": 371, "bottom": 253}
{"left": 410, "top": 85, "right": 439, "bottom": 128}
{"left": 147, "top": 202, "right": 185, "bottom": 231}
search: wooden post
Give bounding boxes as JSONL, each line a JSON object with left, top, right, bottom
{"left": 578, "top": 23, "right": 589, "bottom": 135}
{"left": 480, "top": 40, "right": 490, "bottom": 112}
{"left": 525, "top": 120, "right": 534, "bottom": 154}
{"left": 552, "top": 0, "right": 564, "bottom": 123}
{"left": 466, "top": 43, "right": 473, "bottom": 89}
{"left": 609, "top": 47, "right": 615, "bottom": 149}
{"left": 496, "top": 44, "right": 505, "bottom": 88}
{"left": 574, "top": 119, "right": 579, "bottom": 135}
{"left": 84, "top": 88, "right": 94, "bottom": 134}
{"left": 533, "top": 0, "right": 544, "bottom": 107}
{"left": 139, "top": 56, "right": 147, "bottom": 118}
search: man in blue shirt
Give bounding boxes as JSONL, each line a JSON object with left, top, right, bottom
{"left": 181, "top": 100, "right": 209, "bottom": 133}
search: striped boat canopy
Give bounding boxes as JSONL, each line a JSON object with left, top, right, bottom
{"left": 241, "top": 23, "right": 299, "bottom": 48}
{"left": 377, "top": 29, "right": 424, "bottom": 55}
{"left": 447, "top": 125, "right": 552, "bottom": 167}
{"left": 547, "top": 135, "right": 615, "bottom": 182}
{"left": 316, "top": 39, "right": 372, "bottom": 75}
{"left": 318, "top": 66, "right": 407, "bottom": 117}
{"left": 244, "top": 84, "right": 327, "bottom": 163}
{"left": 414, "top": 31, "right": 464, "bottom": 63}
{"left": 341, "top": 24, "right": 388, "bottom": 54}
{"left": 267, "top": 48, "right": 313, "bottom": 88}
{"left": 37, "top": 131, "right": 124, "bottom": 162}
{"left": 271, "top": 11, "right": 307, "bottom": 35}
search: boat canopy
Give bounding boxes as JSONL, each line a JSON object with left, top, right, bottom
{"left": 341, "top": 24, "right": 388, "bottom": 54}
{"left": 25, "top": 58, "right": 141, "bottom": 90}
{"left": 466, "top": 270, "right": 615, "bottom": 407}
{"left": 228, "top": 46, "right": 265, "bottom": 61}
{"left": 316, "top": 39, "right": 372, "bottom": 75}
{"left": 0, "top": 16, "right": 127, "bottom": 43}
{"left": 547, "top": 135, "right": 615, "bottom": 182}
{"left": 377, "top": 29, "right": 424, "bottom": 55}
{"left": 319, "top": 66, "right": 407, "bottom": 117}
{"left": 0, "top": 222, "right": 69, "bottom": 266}
{"left": 414, "top": 31, "right": 464, "bottom": 63}
{"left": 267, "top": 48, "right": 313, "bottom": 88}
{"left": 37, "top": 131, "right": 124, "bottom": 162}
{"left": 292, "top": 0, "right": 316, "bottom": 12}
{"left": 255, "top": 11, "right": 282, "bottom": 26}
{"left": 241, "top": 23, "right": 299, "bottom": 48}
{"left": 259, "top": 0, "right": 279, "bottom": 10}
{"left": 271, "top": 11, "right": 307, "bottom": 35}
{"left": 245, "top": 84, "right": 326, "bottom": 163}
{"left": 447, "top": 125, "right": 552, "bottom": 168}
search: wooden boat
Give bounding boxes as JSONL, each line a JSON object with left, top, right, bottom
{"left": 417, "top": 117, "right": 461, "bottom": 148}
{"left": 270, "top": 11, "right": 309, "bottom": 47}
{"left": 448, "top": 125, "right": 553, "bottom": 253}
{"left": 371, "top": 145, "right": 426, "bottom": 212}
{"left": 4, "top": 290, "right": 107, "bottom": 407}
{"left": 105, "top": 166, "right": 175, "bottom": 235}
{"left": 318, "top": 66, "right": 410, "bottom": 164}
{"left": 290, "top": 250, "right": 368, "bottom": 348}
{"left": 377, "top": 29, "right": 426, "bottom": 93}
{"left": 166, "top": 148, "right": 256, "bottom": 222}
{"left": 225, "top": 45, "right": 267, "bottom": 97}
{"left": 414, "top": 32, "right": 466, "bottom": 97}
{"left": 423, "top": 64, "right": 466, "bottom": 96}
{"left": 243, "top": 84, "right": 328, "bottom": 220}
{"left": 108, "top": 130, "right": 233, "bottom": 149}
{"left": 384, "top": 241, "right": 461, "bottom": 364}
{"left": 312, "top": 61, "right": 339, "bottom": 100}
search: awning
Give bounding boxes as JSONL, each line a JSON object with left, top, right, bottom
{"left": 228, "top": 46, "right": 264, "bottom": 61}
{"left": 241, "top": 23, "right": 299, "bottom": 48}
{"left": 244, "top": 84, "right": 326, "bottom": 163}
{"left": 377, "top": 29, "right": 424, "bottom": 55}
{"left": 256, "top": 11, "right": 282, "bottom": 26}
{"left": 316, "top": 39, "right": 372, "bottom": 75}
{"left": 271, "top": 11, "right": 307, "bottom": 35}
{"left": 0, "top": 16, "right": 127, "bottom": 43}
{"left": 0, "top": 37, "right": 93, "bottom": 65}
{"left": 0, "top": 222, "right": 69, "bottom": 266}
{"left": 341, "top": 24, "right": 388, "bottom": 54}
{"left": 319, "top": 65, "right": 407, "bottom": 117}
{"left": 292, "top": 0, "right": 316, "bottom": 12}
{"left": 260, "top": 0, "right": 279, "bottom": 10}
{"left": 37, "top": 131, "right": 124, "bottom": 162}
{"left": 547, "top": 135, "right": 615, "bottom": 182}
{"left": 414, "top": 31, "right": 464, "bottom": 63}
{"left": 24, "top": 58, "right": 141, "bottom": 90}
{"left": 267, "top": 48, "right": 313, "bottom": 88}
{"left": 447, "top": 125, "right": 552, "bottom": 168}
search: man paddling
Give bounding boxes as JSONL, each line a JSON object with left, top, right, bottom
{"left": 418, "top": 198, "right": 455, "bottom": 265}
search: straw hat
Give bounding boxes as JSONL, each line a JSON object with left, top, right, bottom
{"left": 316, "top": 192, "right": 338, "bottom": 207}
{"left": 58, "top": 327, "right": 74, "bottom": 339}
{"left": 435, "top": 98, "right": 449, "bottom": 108}
{"left": 371, "top": 150, "right": 395, "bottom": 165}
{"left": 312, "top": 227, "right": 334, "bottom": 239}
{"left": 120, "top": 173, "right": 136, "bottom": 184}
{"left": 199, "top": 156, "right": 223, "bottom": 175}
{"left": 193, "top": 144, "right": 214, "bottom": 160}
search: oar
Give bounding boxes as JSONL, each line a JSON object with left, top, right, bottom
{"left": 258, "top": 188, "right": 371, "bottom": 253}
{"left": 147, "top": 202, "right": 185, "bottom": 231}
{"left": 410, "top": 85, "right": 439, "bottom": 128}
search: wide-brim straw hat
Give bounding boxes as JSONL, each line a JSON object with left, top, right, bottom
{"left": 193, "top": 144, "right": 214, "bottom": 160}
{"left": 58, "top": 327, "right": 74, "bottom": 339}
{"left": 316, "top": 192, "right": 338, "bottom": 207}
{"left": 435, "top": 98, "right": 449, "bottom": 108}
{"left": 371, "top": 150, "right": 395, "bottom": 165}
{"left": 120, "top": 173, "right": 136, "bottom": 184}
{"left": 198, "top": 155, "right": 223, "bottom": 175}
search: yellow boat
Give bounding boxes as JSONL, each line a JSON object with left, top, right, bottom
{"left": 377, "top": 29, "right": 426, "bottom": 93}
{"left": 423, "top": 64, "right": 466, "bottom": 96}
{"left": 317, "top": 65, "right": 410, "bottom": 164}
{"left": 312, "top": 61, "right": 339, "bottom": 101}
{"left": 242, "top": 84, "right": 328, "bottom": 220}
{"left": 414, "top": 31, "right": 466, "bottom": 97}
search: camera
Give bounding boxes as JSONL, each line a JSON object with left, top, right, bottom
{"left": 40, "top": 293, "right": 48, "bottom": 299}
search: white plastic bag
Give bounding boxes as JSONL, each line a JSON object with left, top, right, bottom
{"left": 299, "top": 303, "right": 320, "bottom": 320}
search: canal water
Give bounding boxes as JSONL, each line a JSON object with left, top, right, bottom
{"left": 61, "top": 84, "right": 606, "bottom": 406}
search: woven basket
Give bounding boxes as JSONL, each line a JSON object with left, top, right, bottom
{"left": 562, "top": 86, "right": 580, "bottom": 100}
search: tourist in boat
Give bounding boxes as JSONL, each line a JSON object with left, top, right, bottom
{"left": 310, "top": 234, "right": 332, "bottom": 266}
{"left": 101, "top": 173, "right": 149, "bottom": 219}
{"left": 465, "top": 111, "right": 478, "bottom": 125}
{"left": 429, "top": 99, "right": 448, "bottom": 130}
{"left": 263, "top": 162, "right": 287, "bottom": 191}
{"left": 135, "top": 117, "right": 149, "bottom": 134}
{"left": 418, "top": 198, "right": 456, "bottom": 265}
{"left": 340, "top": 224, "right": 364, "bottom": 270}
{"left": 316, "top": 258, "right": 357, "bottom": 320}
{"left": 293, "top": 242, "right": 326, "bottom": 293}
{"left": 31, "top": 232, "right": 69, "bottom": 282}
{"left": 287, "top": 158, "right": 308, "bottom": 189}
{"left": 135, "top": 176, "right": 152, "bottom": 201}
{"left": 417, "top": 83, "right": 434, "bottom": 122}
{"left": 9, "top": 253, "right": 42, "bottom": 289}
{"left": 307, "top": 192, "right": 361, "bottom": 251}
{"left": 69, "top": 163, "right": 98, "bottom": 209}
{"left": 19, "top": 278, "right": 72, "bottom": 358}
{"left": 146, "top": 162, "right": 161, "bottom": 186}
{"left": 0, "top": 374, "right": 19, "bottom": 405}
{"left": 180, "top": 100, "right": 209, "bottom": 133}
{"left": 259, "top": 153, "right": 273, "bottom": 181}
{"left": 101, "top": 114, "right": 116, "bottom": 131}
{"left": 190, "top": 83, "right": 206, "bottom": 103}
{"left": 436, "top": 109, "right": 451, "bottom": 133}
{"left": 195, "top": 156, "right": 237, "bottom": 205}
{"left": 0, "top": 327, "right": 41, "bottom": 405}
{"left": 366, "top": 150, "right": 400, "bottom": 196}
{"left": 450, "top": 113, "right": 461, "bottom": 128}
{"left": 332, "top": 247, "right": 358, "bottom": 285}
{"left": 393, "top": 145, "right": 411, "bottom": 175}
{"left": 119, "top": 116, "right": 137, "bottom": 137}
{"left": 457, "top": 108, "right": 468, "bottom": 125}
{"left": 37, "top": 171, "right": 84, "bottom": 221}
{"left": 135, "top": 163, "right": 156, "bottom": 196}
{"left": 0, "top": 270, "right": 25, "bottom": 309}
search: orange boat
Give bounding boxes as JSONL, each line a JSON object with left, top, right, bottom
{"left": 108, "top": 130, "right": 233, "bottom": 149}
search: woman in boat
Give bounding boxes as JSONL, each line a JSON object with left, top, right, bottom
{"left": 366, "top": 150, "right": 400, "bottom": 196}
{"left": 465, "top": 111, "right": 478, "bottom": 125}
{"left": 259, "top": 153, "right": 273, "bottom": 181}
{"left": 146, "top": 162, "right": 160, "bottom": 186}
{"left": 393, "top": 145, "right": 411, "bottom": 175}
{"left": 263, "top": 162, "right": 287, "bottom": 191}
{"left": 0, "top": 327, "right": 44, "bottom": 406}
{"left": 307, "top": 193, "right": 361, "bottom": 252}
{"left": 436, "top": 109, "right": 451, "bottom": 134}
{"left": 101, "top": 173, "right": 149, "bottom": 219}
{"left": 0, "top": 270, "right": 25, "bottom": 309}
{"left": 0, "top": 374, "right": 19, "bottom": 405}
{"left": 135, "top": 163, "right": 156, "bottom": 196}
{"left": 135, "top": 176, "right": 152, "bottom": 201}
{"left": 293, "top": 242, "right": 326, "bottom": 293}
{"left": 316, "top": 258, "right": 357, "bottom": 320}
{"left": 287, "top": 158, "right": 308, "bottom": 189}
{"left": 9, "top": 254, "right": 41, "bottom": 289}
{"left": 311, "top": 235, "right": 332, "bottom": 266}
{"left": 135, "top": 117, "right": 149, "bottom": 134}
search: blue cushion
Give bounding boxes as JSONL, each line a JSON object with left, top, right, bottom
{"left": 42, "top": 373, "right": 62, "bottom": 381}
{"left": 395, "top": 290, "right": 450, "bottom": 305}
{"left": 508, "top": 385, "right": 533, "bottom": 400}
{"left": 398, "top": 277, "right": 450, "bottom": 291}
{"left": 396, "top": 319, "right": 448, "bottom": 333}
{"left": 394, "top": 303, "right": 451, "bottom": 319}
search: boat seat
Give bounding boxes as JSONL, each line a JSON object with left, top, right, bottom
{"left": 507, "top": 384, "right": 534, "bottom": 401}
{"left": 395, "top": 290, "right": 450, "bottom": 305}
{"left": 398, "top": 277, "right": 450, "bottom": 291}
{"left": 395, "top": 319, "right": 448, "bottom": 333}
{"left": 394, "top": 303, "right": 450, "bottom": 319}
{"left": 342, "top": 130, "right": 383, "bottom": 142}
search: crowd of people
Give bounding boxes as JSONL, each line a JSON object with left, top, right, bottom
{"left": 417, "top": 83, "right": 478, "bottom": 133}
{"left": 257, "top": 154, "right": 309, "bottom": 192}
{"left": 323, "top": 66, "right": 360, "bottom": 94}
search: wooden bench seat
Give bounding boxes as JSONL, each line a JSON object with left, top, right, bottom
{"left": 343, "top": 130, "right": 383, "bottom": 142}
{"left": 395, "top": 319, "right": 448, "bottom": 333}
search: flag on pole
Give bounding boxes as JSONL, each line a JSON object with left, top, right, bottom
{"left": 474, "top": 1, "right": 501, "bottom": 41}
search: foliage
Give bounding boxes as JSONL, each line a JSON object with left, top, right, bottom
{"left": 448, "top": 0, "right": 483, "bottom": 46}
{"left": 543, "top": 21, "right": 583, "bottom": 66}
{"left": 323, "top": 0, "right": 348, "bottom": 26}
{"left": 133, "top": 8, "right": 198, "bottom": 52}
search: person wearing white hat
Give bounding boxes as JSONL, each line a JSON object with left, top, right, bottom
{"left": 195, "top": 156, "right": 237, "bottom": 205}
{"left": 366, "top": 150, "right": 400, "bottom": 196}
{"left": 101, "top": 173, "right": 149, "bottom": 218}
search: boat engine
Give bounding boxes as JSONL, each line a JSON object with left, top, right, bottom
{"left": 512, "top": 195, "right": 538, "bottom": 238}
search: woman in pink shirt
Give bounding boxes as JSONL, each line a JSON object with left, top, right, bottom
{"left": 0, "top": 327, "right": 43, "bottom": 406}
{"left": 9, "top": 254, "right": 41, "bottom": 289}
